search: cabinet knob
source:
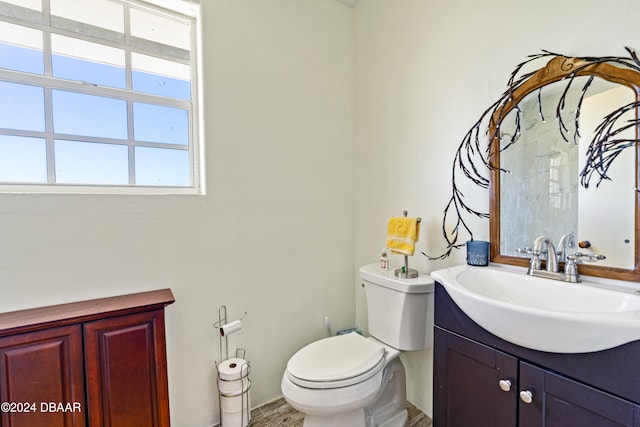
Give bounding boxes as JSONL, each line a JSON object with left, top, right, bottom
{"left": 498, "top": 379, "right": 512, "bottom": 392}
{"left": 519, "top": 390, "right": 533, "bottom": 404}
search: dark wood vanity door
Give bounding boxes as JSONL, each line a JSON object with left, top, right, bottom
{"left": 434, "top": 327, "right": 518, "bottom": 427}
{"left": 519, "top": 362, "right": 640, "bottom": 427}
{"left": 83, "top": 310, "right": 170, "bottom": 427}
{"left": 0, "top": 325, "right": 86, "bottom": 427}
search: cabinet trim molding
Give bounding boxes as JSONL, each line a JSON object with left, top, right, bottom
{"left": 0, "top": 289, "right": 175, "bottom": 336}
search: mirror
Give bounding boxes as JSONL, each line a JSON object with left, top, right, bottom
{"left": 498, "top": 79, "right": 635, "bottom": 269}
{"left": 488, "top": 55, "right": 640, "bottom": 281}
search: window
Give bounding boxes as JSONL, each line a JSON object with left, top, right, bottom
{"left": 0, "top": 0, "right": 200, "bottom": 193}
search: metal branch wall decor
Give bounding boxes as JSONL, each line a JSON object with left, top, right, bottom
{"left": 425, "top": 48, "right": 640, "bottom": 261}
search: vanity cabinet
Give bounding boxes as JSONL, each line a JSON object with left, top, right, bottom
{"left": 0, "top": 289, "right": 174, "bottom": 427}
{"left": 434, "top": 328, "right": 517, "bottom": 426}
{"left": 434, "top": 283, "right": 640, "bottom": 427}
{"left": 518, "top": 361, "right": 640, "bottom": 426}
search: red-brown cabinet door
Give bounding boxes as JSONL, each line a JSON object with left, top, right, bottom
{"left": 0, "top": 325, "right": 86, "bottom": 427}
{"left": 83, "top": 310, "right": 170, "bottom": 427}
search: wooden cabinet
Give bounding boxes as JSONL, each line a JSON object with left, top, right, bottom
{"left": 0, "top": 325, "right": 86, "bottom": 427}
{"left": 434, "top": 283, "right": 640, "bottom": 427}
{"left": 0, "top": 289, "right": 174, "bottom": 427}
{"left": 434, "top": 328, "right": 517, "bottom": 427}
{"left": 519, "top": 362, "right": 640, "bottom": 427}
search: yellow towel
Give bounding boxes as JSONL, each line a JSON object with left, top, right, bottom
{"left": 386, "top": 217, "right": 420, "bottom": 256}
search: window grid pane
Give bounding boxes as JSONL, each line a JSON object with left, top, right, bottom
{"left": 50, "top": 0, "right": 124, "bottom": 35}
{"left": 0, "top": 0, "right": 198, "bottom": 191}
{"left": 51, "top": 34, "right": 126, "bottom": 88}
{"left": 135, "top": 146, "right": 190, "bottom": 187}
{"left": 0, "top": 135, "right": 47, "bottom": 183}
{"left": 52, "top": 90, "right": 128, "bottom": 139}
{"left": 130, "top": 7, "right": 190, "bottom": 52}
{"left": 54, "top": 139, "right": 129, "bottom": 185}
{"left": 0, "top": 21, "right": 43, "bottom": 74}
{"left": 0, "top": 81, "right": 45, "bottom": 131}
{"left": 133, "top": 102, "right": 189, "bottom": 145}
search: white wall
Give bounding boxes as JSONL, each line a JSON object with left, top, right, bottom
{"left": 0, "top": 1, "right": 355, "bottom": 426}
{"left": 4, "top": 0, "right": 640, "bottom": 425}
{"left": 353, "top": 0, "right": 640, "bottom": 417}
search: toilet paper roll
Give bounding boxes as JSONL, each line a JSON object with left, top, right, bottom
{"left": 220, "top": 320, "right": 242, "bottom": 336}
{"left": 221, "top": 402, "right": 251, "bottom": 427}
{"left": 218, "top": 358, "right": 250, "bottom": 381}
{"left": 218, "top": 376, "right": 250, "bottom": 395}
{"left": 218, "top": 358, "right": 251, "bottom": 426}
{"left": 220, "top": 392, "right": 251, "bottom": 413}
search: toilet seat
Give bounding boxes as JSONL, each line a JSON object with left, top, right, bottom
{"left": 286, "top": 332, "right": 386, "bottom": 389}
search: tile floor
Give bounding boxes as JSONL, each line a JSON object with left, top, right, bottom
{"left": 249, "top": 397, "right": 432, "bottom": 427}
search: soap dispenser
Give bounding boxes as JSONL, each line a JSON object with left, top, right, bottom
{"left": 379, "top": 248, "right": 389, "bottom": 271}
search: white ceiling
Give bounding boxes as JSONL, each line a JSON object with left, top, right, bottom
{"left": 335, "top": 0, "right": 359, "bottom": 7}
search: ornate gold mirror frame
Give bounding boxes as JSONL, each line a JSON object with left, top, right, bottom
{"left": 488, "top": 55, "right": 640, "bottom": 281}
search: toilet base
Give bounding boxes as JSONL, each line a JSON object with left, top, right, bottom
{"left": 374, "top": 409, "right": 407, "bottom": 427}
{"left": 300, "top": 405, "right": 407, "bottom": 427}
{"left": 303, "top": 408, "right": 366, "bottom": 427}
{"left": 364, "top": 358, "right": 407, "bottom": 427}
{"left": 285, "top": 357, "right": 408, "bottom": 427}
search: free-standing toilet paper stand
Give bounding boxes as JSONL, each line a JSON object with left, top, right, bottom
{"left": 215, "top": 305, "right": 251, "bottom": 426}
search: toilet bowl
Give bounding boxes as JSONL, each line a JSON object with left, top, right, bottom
{"left": 281, "top": 333, "right": 404, "bottom": 427}
{"left": 281, "top": 264, "right": 434, "bottom": 427}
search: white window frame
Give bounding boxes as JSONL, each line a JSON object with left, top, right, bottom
{"left": 0, "top": 0, "right": 203, "bottom": 195}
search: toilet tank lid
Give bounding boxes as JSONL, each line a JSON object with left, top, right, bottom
{"left": 287, "top": 333, "right": 385, "bottom": 382}
{"left": 359, "top": 264, "right": 434, "bottom": 293}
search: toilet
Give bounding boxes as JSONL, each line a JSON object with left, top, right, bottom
{"left": 281, "top": 263, "right": 434, "bottom": 427}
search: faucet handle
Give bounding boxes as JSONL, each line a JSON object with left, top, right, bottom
{"left": 567, "top": 252, "right": 606, "bottom": 263}
{"left": 516, "top": 247, "right": 533, "bottom": 254}
{"left": 564, "top": 254, "right": 581, "bottom": 282}
{"left": 517, "top": 247, "right": 543, "bottom": 271}
{"left": 562, "top": 252, "right": 605, "bottom": 283}
{"left": 516, "top": 247, "right": 543, "bottom": 256}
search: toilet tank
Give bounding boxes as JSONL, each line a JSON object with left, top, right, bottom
{"left": 359, "top": 264, "right": 434, "bottom": 351}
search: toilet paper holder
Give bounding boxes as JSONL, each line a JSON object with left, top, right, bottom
{"left": 214, "top": 305, "right": 251, "bottom": 426}
{"left": 216, "top": 349, "right": 251, "bottom": 427}
{"left": 214, "top": 305, "right": 247, "bottom": 361}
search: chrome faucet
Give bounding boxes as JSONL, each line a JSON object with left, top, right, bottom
{"left": 521, "top": 234, "right": 605, "bottom": 283}
{"left": 557, "top": 233, "right": 577, "bottom": 264}
{"left": 531, "top": 236, "right": 558, "bottom": 273}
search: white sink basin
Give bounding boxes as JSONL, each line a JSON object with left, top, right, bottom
{"left": 431, "top": 264, "right": 640, "bottom": 353}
